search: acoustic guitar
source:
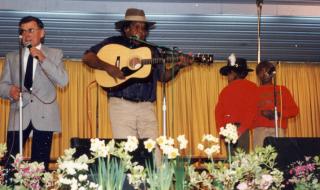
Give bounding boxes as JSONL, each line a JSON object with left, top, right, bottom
{"left": 95, "top": 44, "right": 213, "bottom": 88}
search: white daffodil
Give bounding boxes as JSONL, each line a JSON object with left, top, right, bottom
{"left": 89, "top": 182, "right": 99, "bottom": 189}
{"left": 202, "top": 134, "right": 219, "bottom": 143}
{"left": 197, "top": 143, "right": 204, "bottom": 151}
{"left": 59, "top": 176, "right": 72, "bottom": 185}
{"left": 70, "top": 177, "right": 79, "bottom": 190}
{"left": 177, "top": 135, "right": 188, "bottom": 150}
{"left": 106, "top": 139, "right": 115, "bottom": 153}
{"left": 156, "top": 135, "right": 167, "bottom": 147}
{"left": 78, "top": 174, "right": 87, "bottom": 182}
{"left": 166, "top": 137, "right": 175, "bottom": 146}
{"left": 161, "top": 144, "right": 173, "bottom": 155}
{"left": 90, "top": 138, "right": 110, "bottom": 157}
{"left": 144, "top": 138, "right": 156, "bottom": 152}
{"left": 125, "top": 136, "right": 139, "bottom": 152}
{"left": 219, "top": 123, "right": 239, "bottom": 144}
{"left": 167, "top": 147, "right": 180, "bottom": 159}
{"left": 204, "top": 147, "right": 216, "bottom": 158}
{"left": 210, "top": 144, "right": 220, "bottom": 154}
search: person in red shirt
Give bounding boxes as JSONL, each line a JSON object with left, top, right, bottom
{"left": 215, "top": 54, "right": 258, "bottom": 153}
{"left": 253, "top": 61, "right": 299, "bottom": 147}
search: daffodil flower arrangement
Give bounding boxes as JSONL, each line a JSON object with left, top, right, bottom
{"left": 0, "top": 137, "right": 289, "bottom": 190}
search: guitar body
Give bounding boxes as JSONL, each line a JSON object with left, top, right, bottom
{"left": 95, "top": 44, "right": 152, "bottom": 88}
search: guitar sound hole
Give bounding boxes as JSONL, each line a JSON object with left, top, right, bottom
{"left": 129, "top": 57, "right": 142, "bottom": 70}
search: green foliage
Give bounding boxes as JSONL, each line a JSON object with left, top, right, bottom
{"left": 173, "top": 156, "right": 190, "bottom": 190}
{"left": 91, "top": 157, "right": 126, "bottom": 190}
{"left": 145, "top": 157, "right": 174, "bottom": 190}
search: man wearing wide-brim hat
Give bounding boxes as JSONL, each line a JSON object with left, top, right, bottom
{"left": 82, "top": 8, "right": 187, "bottom": 162}
{"left": 215, "top": 54, "right": 259, "bottom": 153}
{"left": 115, "top": 8, "right": 156, "bottom": 31}
{"left": 219, "top": 54, "right": 254, "bottom": 83}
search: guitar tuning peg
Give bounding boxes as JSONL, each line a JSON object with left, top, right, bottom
{"left": 173, "top": 47, "right": 182, "bottom": 54}
{"left": 210, "top": 55, "right": 214, "bottom": 64}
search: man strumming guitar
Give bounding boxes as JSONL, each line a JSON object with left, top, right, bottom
{"left": 82, "top": 8, "right": 188, "bottom": 154}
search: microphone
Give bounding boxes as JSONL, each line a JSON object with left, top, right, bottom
{"left": 24, "top": 42, "right": 39, "bottom": 60}
{"left": 129, "top": 35, "right": 140, "bottom": 40}
{"left": 19, "top": 35, "right": 23, "bottom": 43}
{"left": 25, "top": 42, "right": 32, "bottom": 49}
{"left": 267, "top": 66, "right": 276, "bottom": 76}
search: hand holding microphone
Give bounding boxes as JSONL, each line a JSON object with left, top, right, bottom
{"left": 24, "top": 42, "right": 45, "bottom": 62}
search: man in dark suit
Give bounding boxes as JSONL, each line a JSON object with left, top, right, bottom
{"left": 0, "top": 16, "right": 68, "bottom": 170}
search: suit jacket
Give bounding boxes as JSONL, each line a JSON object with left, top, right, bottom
{"left": 0, "top": 45, "right": 68, "bottom": 132}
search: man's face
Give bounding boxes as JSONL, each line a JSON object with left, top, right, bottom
{"left": 227, "top": 70, "right": 238, "bottom": 83}
{"left": 19, "top": 21, "right": 44, "bottom": 47}
{"left": 125, "top": 21, "right": 148, "bottom": 40}
{"left": 257, "top": 67, "right": 272, "bottom": 85}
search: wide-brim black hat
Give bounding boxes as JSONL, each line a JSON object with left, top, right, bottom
{"left": 115, "top": 8, "right": 156, "bottom": 30}
{"left": 220, "top": 56, "right": 253, "bottom": 76}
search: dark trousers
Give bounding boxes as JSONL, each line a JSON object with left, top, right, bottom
{"left": 228, "top": 129, "right": 250, "bottom": 155}
{"left": 5, "top": 121, "right": 53, "bottom": 170}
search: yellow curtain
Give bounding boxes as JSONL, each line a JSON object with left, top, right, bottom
{"left": 0, "top": 59, "right": 319, "bottom": 161}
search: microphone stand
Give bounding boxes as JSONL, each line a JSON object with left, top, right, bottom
{"left": 256, "top": 0, "right": 263, "bottom": 63}
{"left": 161, "top": 60, "right": 167, "bottom": 137}
{"left": 18, "top": 36, "right": 24, "bottom": 154}
{"left": 273, "top": 67, "right": 279, "bottom": 137}
{"left": 159, "top": 48, "right": 179, "bottom": 137}
{"left": 130, "top": 36, "right": 178, "bottom": 137}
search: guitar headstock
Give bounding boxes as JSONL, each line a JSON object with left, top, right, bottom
{"left": 192, "top": 53, "right": 214, "bottom": 65}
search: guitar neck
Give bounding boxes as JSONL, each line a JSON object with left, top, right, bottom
{"left": 140, "top": 53, "right": 213, "bottom": 65}
{"left": 141, "top": 56, "right": 181, "bottom": 65}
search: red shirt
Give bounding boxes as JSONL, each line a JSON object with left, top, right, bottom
{"left": 215, "top": 79, "right": 258, "bottom": 135}
{"left": 253, "top": 85, "right": 299, "bottom": 129}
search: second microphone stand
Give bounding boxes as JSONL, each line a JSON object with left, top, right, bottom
{"left": 272, "top": 70, "right": 279, "bottom": 137}
{"left": 160, "top": 47, "right": 180, "bottom": 137}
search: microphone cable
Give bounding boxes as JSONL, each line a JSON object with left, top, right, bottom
{"left": 22, "top": 44, "right": 57, "bottom": 105}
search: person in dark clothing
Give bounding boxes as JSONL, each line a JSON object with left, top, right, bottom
{"left": 82, "top": 8, "right": 188, "bottom": 141}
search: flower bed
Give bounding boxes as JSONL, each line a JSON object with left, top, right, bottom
{"left": 0, "top": 124, "right": 319, "bottom": 190}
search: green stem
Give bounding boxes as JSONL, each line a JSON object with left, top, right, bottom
{"left": 228, "top": 142, "right": 232, "bottom": 165}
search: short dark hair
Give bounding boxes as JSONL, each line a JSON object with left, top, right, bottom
{"left": 19, "top": 16, "right": 45, "bottom": 43}
{"left": 19, "top": 16, "right": 44, "bottom": 28}
{"left": 256, "top": 61, "right": 275, "bottom": 75}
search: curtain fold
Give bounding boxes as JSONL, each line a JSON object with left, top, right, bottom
{"left": 0, "top": 58, "right": 319, "bottom": 160}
